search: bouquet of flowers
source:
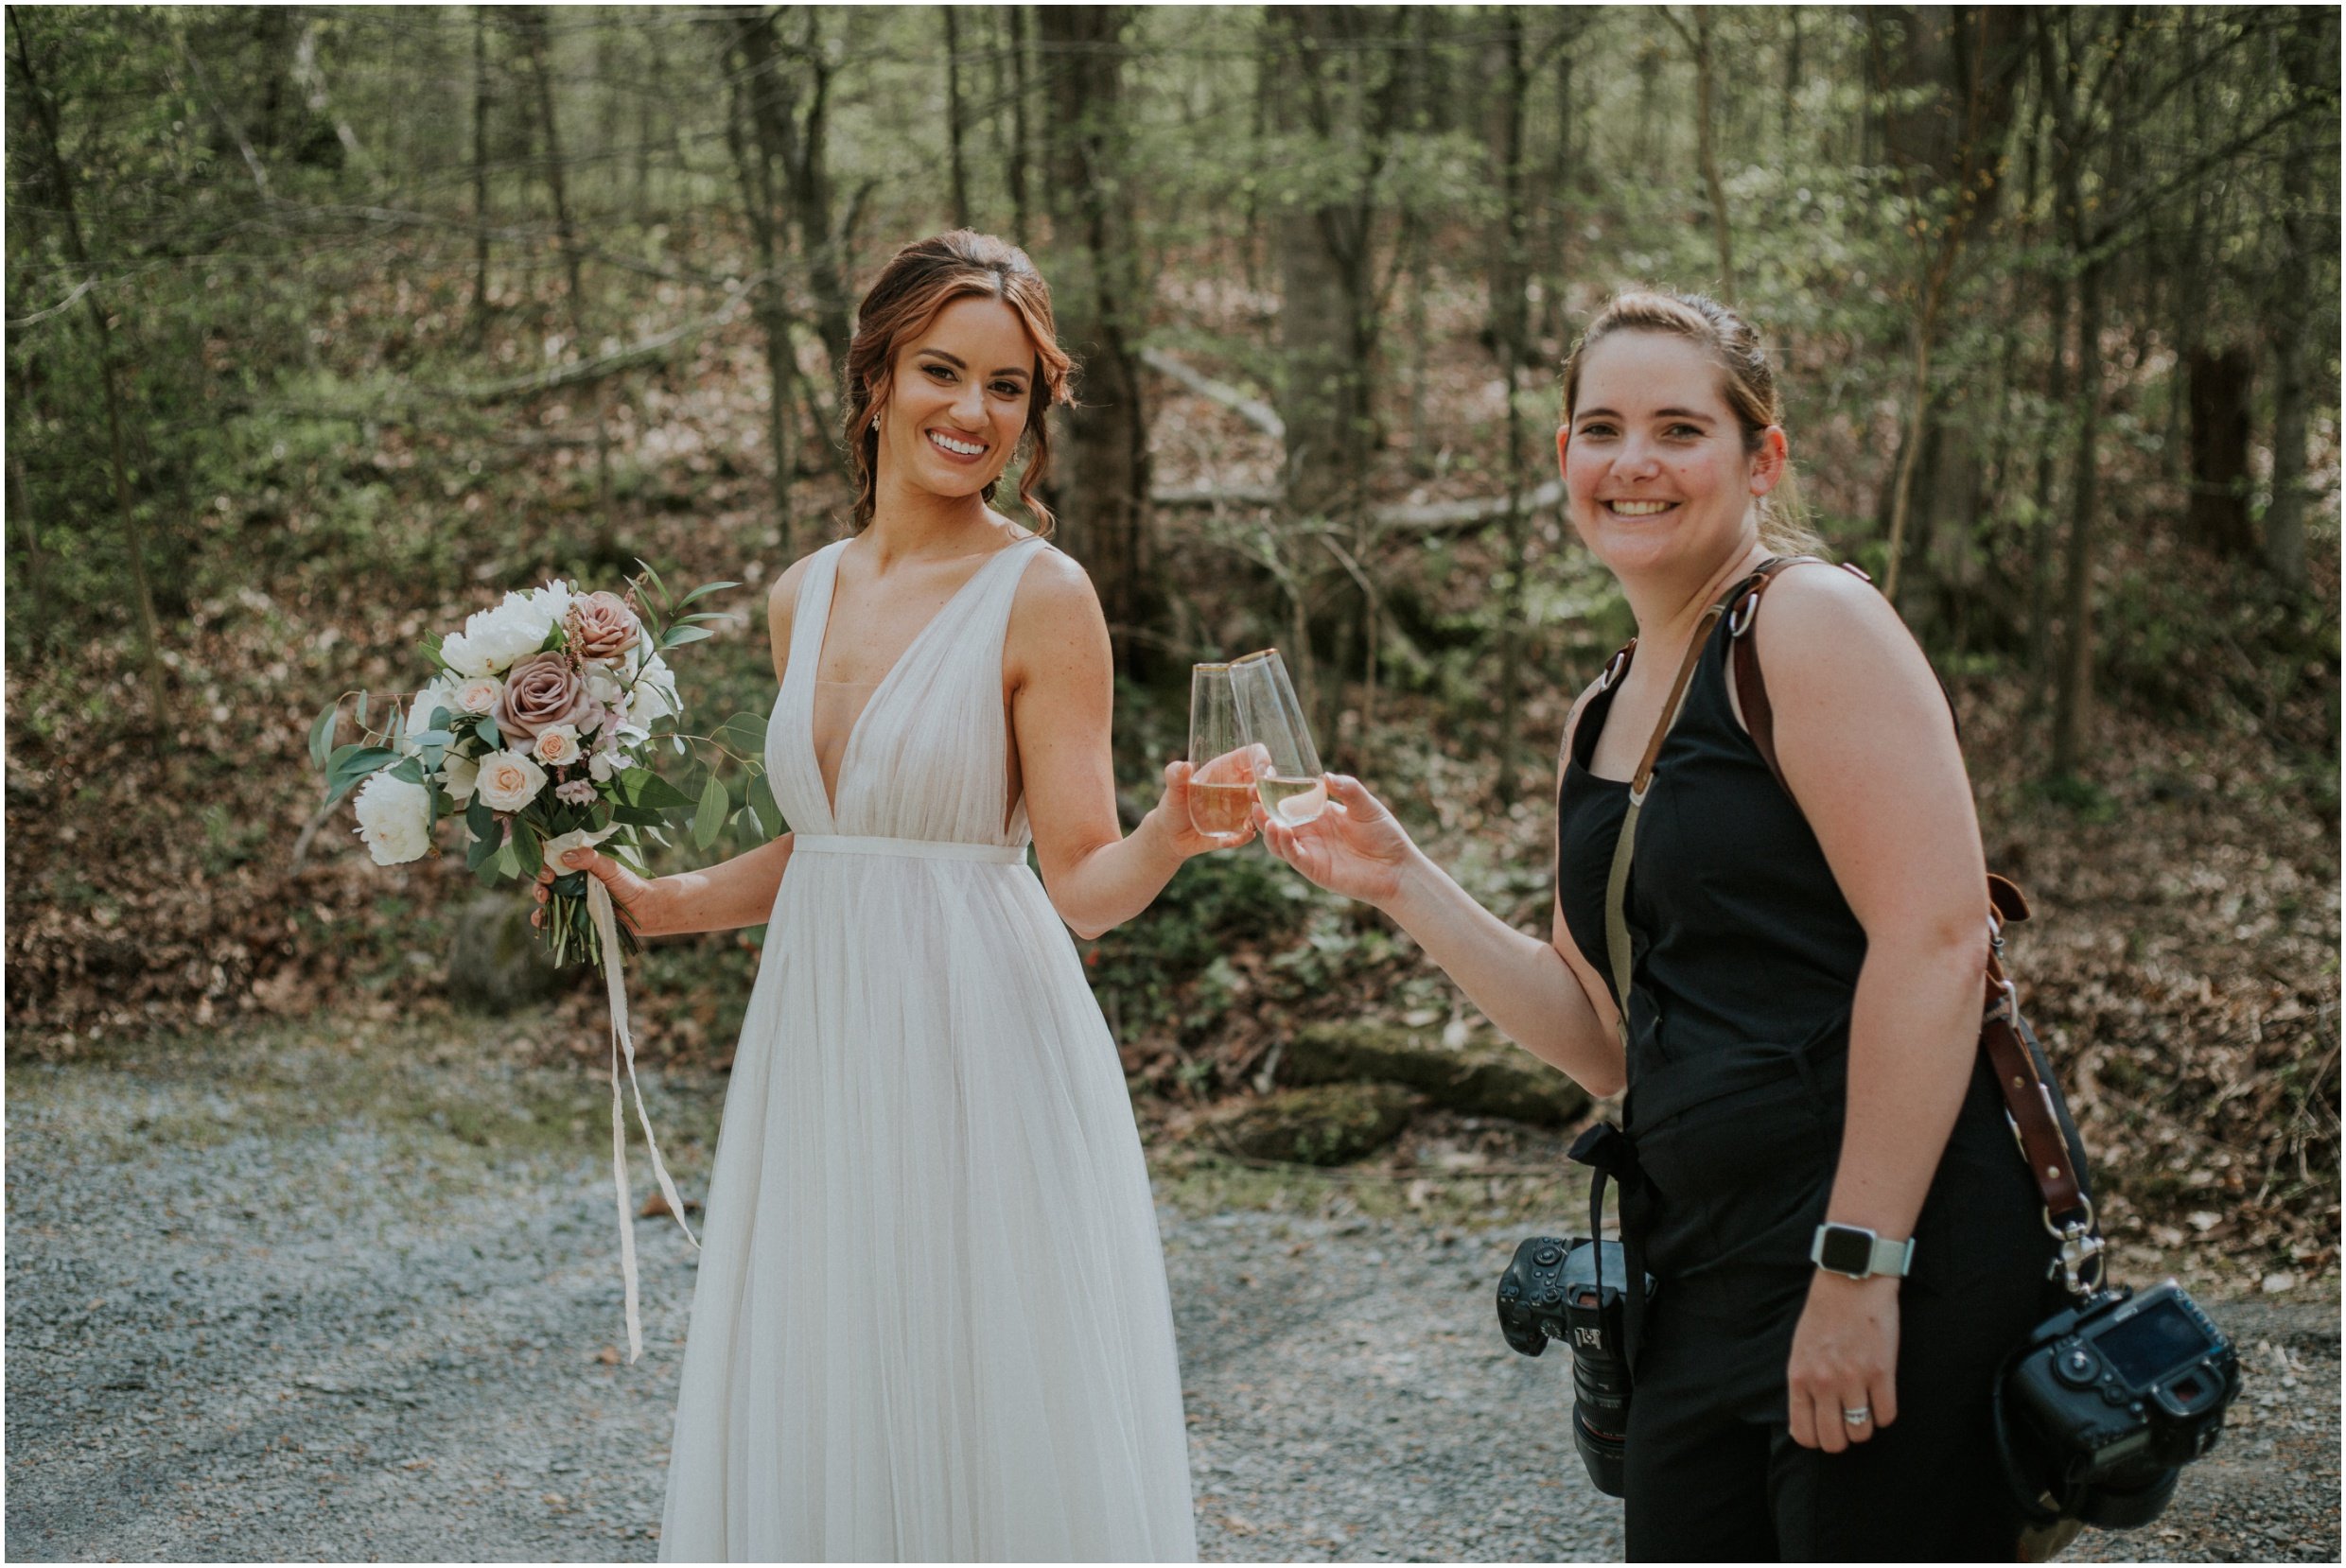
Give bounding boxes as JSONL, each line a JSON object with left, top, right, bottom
{"left": 312, "top": 562, "right": 769, "bottom": 1362}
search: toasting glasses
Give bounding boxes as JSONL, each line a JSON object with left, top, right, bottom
{"left": 1186, "top": 662, "right": 1259, "bottom": 844}
{"left": 1228, "top": 649, "right": 1327, "bottom": 826}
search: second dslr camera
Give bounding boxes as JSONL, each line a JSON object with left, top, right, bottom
{"left": 1496, "top": 1235, "right": 1655, "bottom": 1497}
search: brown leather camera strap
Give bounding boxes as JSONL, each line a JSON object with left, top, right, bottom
{"left": 1723, "top": 558, "right": 2092, "bottom": 1228}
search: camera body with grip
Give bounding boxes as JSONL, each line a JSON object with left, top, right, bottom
{"left": 1998, "top": 1280, "right": 2238, "bottom": 1527}
{"left": 1496, "top": 1235, "right": 1654, "bottom": 1497}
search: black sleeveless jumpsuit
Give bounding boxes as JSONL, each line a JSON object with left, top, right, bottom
{"left": 1554, "top": 607, "right": 2064, "bottom": 1561}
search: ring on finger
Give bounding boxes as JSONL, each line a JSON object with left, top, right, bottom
{"left": 1841, "top": 1405, "right": 1871, "bottom": 1426}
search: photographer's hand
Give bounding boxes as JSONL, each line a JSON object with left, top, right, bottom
{"left": 1784, "top": 1273, "right": 1900, "bottom": 1452}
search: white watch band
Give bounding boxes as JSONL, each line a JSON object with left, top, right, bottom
{"left": 1811, "top": 1223, "right": 1916, "bottom": 1280}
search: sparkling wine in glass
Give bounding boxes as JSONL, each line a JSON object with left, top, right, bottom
{"left": 1186, "top": 662, "right": 1257, "bottom": 843}
{"left": 1229, "top": 649, "right": 1327, "bottom": 826}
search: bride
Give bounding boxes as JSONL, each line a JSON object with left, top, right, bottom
{"left": 538, "top": 231, "right": 1235, "bottom": 1560}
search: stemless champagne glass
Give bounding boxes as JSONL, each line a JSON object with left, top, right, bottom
{"left": 1229, "top": 649, "right": 1327, "bottom": 826}
{"left": 1186, "top": 662, "right": 1258, "bottom": 844}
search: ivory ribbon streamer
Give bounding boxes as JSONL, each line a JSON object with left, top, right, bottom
{"left": 579, "top": 864, "right": 698, "bottom": 1364}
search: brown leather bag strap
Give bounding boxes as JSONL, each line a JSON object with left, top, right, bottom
{"left": 1721, "top": 558, "right": 2103, "bottom": 1281}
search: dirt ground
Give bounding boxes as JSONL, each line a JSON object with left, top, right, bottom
{"left": 7, "top": 1020, "right": 2337, "bottom": 1562}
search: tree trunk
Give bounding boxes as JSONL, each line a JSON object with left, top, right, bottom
{"left": 515, "top": 8, "right": 611, "bottom": 529}
{"left": 9, "top": 9, "right": 172, "bottom": 748}
{"left": 719, "top": 15, "right": 802, "bottom": 552}
{"left": 1681, "top": 9, "right": 1737, "bottom": 301}
{"left": 1007, "top": 6, "right": 1033, "bottom": 245}
{"left": 2184, "top": 345, "right": 2255, "bottom": 557}
{"left": 1039, "top": 6, "right": 1157, "bottom": 672}
{"left": 943, "top": 7, "right": 972, "bottom": 229}
{"left": 469, "top": 10, "right": 493, "bottom": 337}
{"left": 1487, "top": 9, "right": 1532, "bottom": 806}
{"left": 1782, "top": 9, "right": 1804, "bottom": 152}
{"left": 2051, "top": 249, "right": 2104, "bottom": 779}
{"left": 2262, "top": 7, "right": 2334, "bottom": 587}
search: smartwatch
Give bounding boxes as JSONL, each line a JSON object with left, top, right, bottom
{"left": 1810, "top": 1222, "right": 1915, "bottom": 1281}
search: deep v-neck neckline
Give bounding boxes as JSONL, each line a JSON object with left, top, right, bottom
{"left": 804, "top": 535, "right": 1038, "bottom": 821}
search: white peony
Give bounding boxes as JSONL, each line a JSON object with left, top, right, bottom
{"left": 401, "top": 680, "right": 458, "bottom": 757}
{"left": 442, "top": 752, "right": 480, "bottom": 803}
{"left": 585, "top": 670, "right": 623, "bottom": 708}
{"left": 352, "top": 773, "right": 432, "bottom": 865}
{"left": 623, "top": 652, "right": 682, "bottom": 727}
{"left": 441, "top": 580, "right": 572, "bottom": 677}
{"left": 475, "top": 748, "right": 549, "bottom": 812}
{"left": 532, "top": 723, "right": 583, "bottom": 768}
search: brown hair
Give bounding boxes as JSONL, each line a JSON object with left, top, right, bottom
{"left": 841, "top": 230, "right": 1076, "bottom": 532}
{"left": 1559, "top": 288, "right": 1823, "bottom": 556}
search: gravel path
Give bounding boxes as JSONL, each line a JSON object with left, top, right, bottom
{"left": 7, "top": 1024, "right": 2336, "bottom": 1561}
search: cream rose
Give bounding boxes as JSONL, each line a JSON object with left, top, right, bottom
{"left": 476, "top": 749, "right": 548, "bottom": 812}
{"left": 454, "top": 675, "right": 502, "bottom": 716}
{"left": 352, "top": 773, "right": 432, "bottom": 865}
{"left": 532, "top": 723, "right": 583, "bottom": 768}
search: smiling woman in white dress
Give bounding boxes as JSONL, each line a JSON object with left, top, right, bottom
{"left": 538, "top": 231, "right": 1236, "bottom": 1560}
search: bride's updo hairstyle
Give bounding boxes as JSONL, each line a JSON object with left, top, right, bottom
{"left": 842, "top": 229, "right": 1076, "bottom": 533}
{"left": 1560, "top": 288, "right": 1823, "bottom": 556}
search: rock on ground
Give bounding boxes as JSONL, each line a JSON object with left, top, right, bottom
{"left": 6, "top": 1026, "right": 2336, "bottom": 1562}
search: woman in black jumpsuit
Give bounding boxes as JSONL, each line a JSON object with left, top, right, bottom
{"left": 1256, "top": 289, "right": 2062, "bottom": 1560}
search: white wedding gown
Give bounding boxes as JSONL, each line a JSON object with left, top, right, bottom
{"left": 658, "top": 535, "right": 1198, "bottom": 1561}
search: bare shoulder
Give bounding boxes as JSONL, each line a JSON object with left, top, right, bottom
{"left": 1006, "top": 544, "right": 1109, "bottom": 689}
{"left": 1750, "top": 562, "right": 1951, "bottom": 750}
{"left": 764, "top": 549, "right": 827, "bottom": 682}
{"left": 1008, "top": 541, "right": 1099, "bottom": 613}
{"left": 1751, "top": 563, "right": 1924, "bottom": 683}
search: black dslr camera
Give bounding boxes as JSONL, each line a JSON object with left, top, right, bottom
{"left": 1496, "top": 1236, "right": 1655, "bottom": 1497}
{"left": 1997, "top": 1280, "right": 2240, "bottom": 1528}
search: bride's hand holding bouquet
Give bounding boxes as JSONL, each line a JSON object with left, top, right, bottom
{"left": 313, "top": 561, "right": 765, "bottom": 1362}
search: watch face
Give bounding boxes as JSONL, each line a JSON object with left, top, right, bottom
{"left": 1817, "top": 1226, "right": 1876, "bottom": 1275}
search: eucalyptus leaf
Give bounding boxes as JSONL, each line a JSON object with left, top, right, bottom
{"left": 660, "top": 624, "right": 715, "bottom": 651}
{"left": 692, "top": 774, "right": 729, "bottom": 849}
{"left": 307, "top": 702, "right": 340, "bottom": 773}
{"left": 676, "top": 580, "right": 741, "bottom": 608}
{"left": 512, "top": 824, "right": 544, "bottom": 880}
{"left": 747, "top": 770, "right": 784, "bottom": 838}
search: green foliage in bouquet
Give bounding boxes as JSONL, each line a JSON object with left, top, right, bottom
{"left": 312, "top": 561, "right": 779, "bottom": 970}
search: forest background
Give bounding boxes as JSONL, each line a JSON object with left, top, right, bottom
{"left": 7, "top": 5, "right": 2340, "bottom": 1289}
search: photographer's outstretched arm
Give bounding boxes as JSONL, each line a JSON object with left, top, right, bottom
{"left": 1760, "top": 567, "right": 1991, "bottom": 1455}
{"left": 1255, "top": 732, "right": 1625, "bottom": 1098}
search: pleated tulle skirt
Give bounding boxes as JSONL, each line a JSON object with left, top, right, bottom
{"left": 657, "top": 853, "right": 1198, "bottom": 1562}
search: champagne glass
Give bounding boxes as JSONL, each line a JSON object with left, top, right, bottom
{"left": 1229, "top": 649, "right": 1327, "bottom": 826}
{"left": 1186, "top": 662, "right": 1258, "bottom": 843}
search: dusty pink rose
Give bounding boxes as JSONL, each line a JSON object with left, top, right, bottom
{"left": 566, "top": 591, "right": 641, "bottom": 663}
{"left": 494, "top": 652, "right": 595, "bottom": 742}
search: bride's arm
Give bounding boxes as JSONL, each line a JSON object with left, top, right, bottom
{"left": 1007, "top": 551, "right": 1252, "bottom": 940}
{"left": 538, "top": 561, "right": 805, "bottom": 938}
